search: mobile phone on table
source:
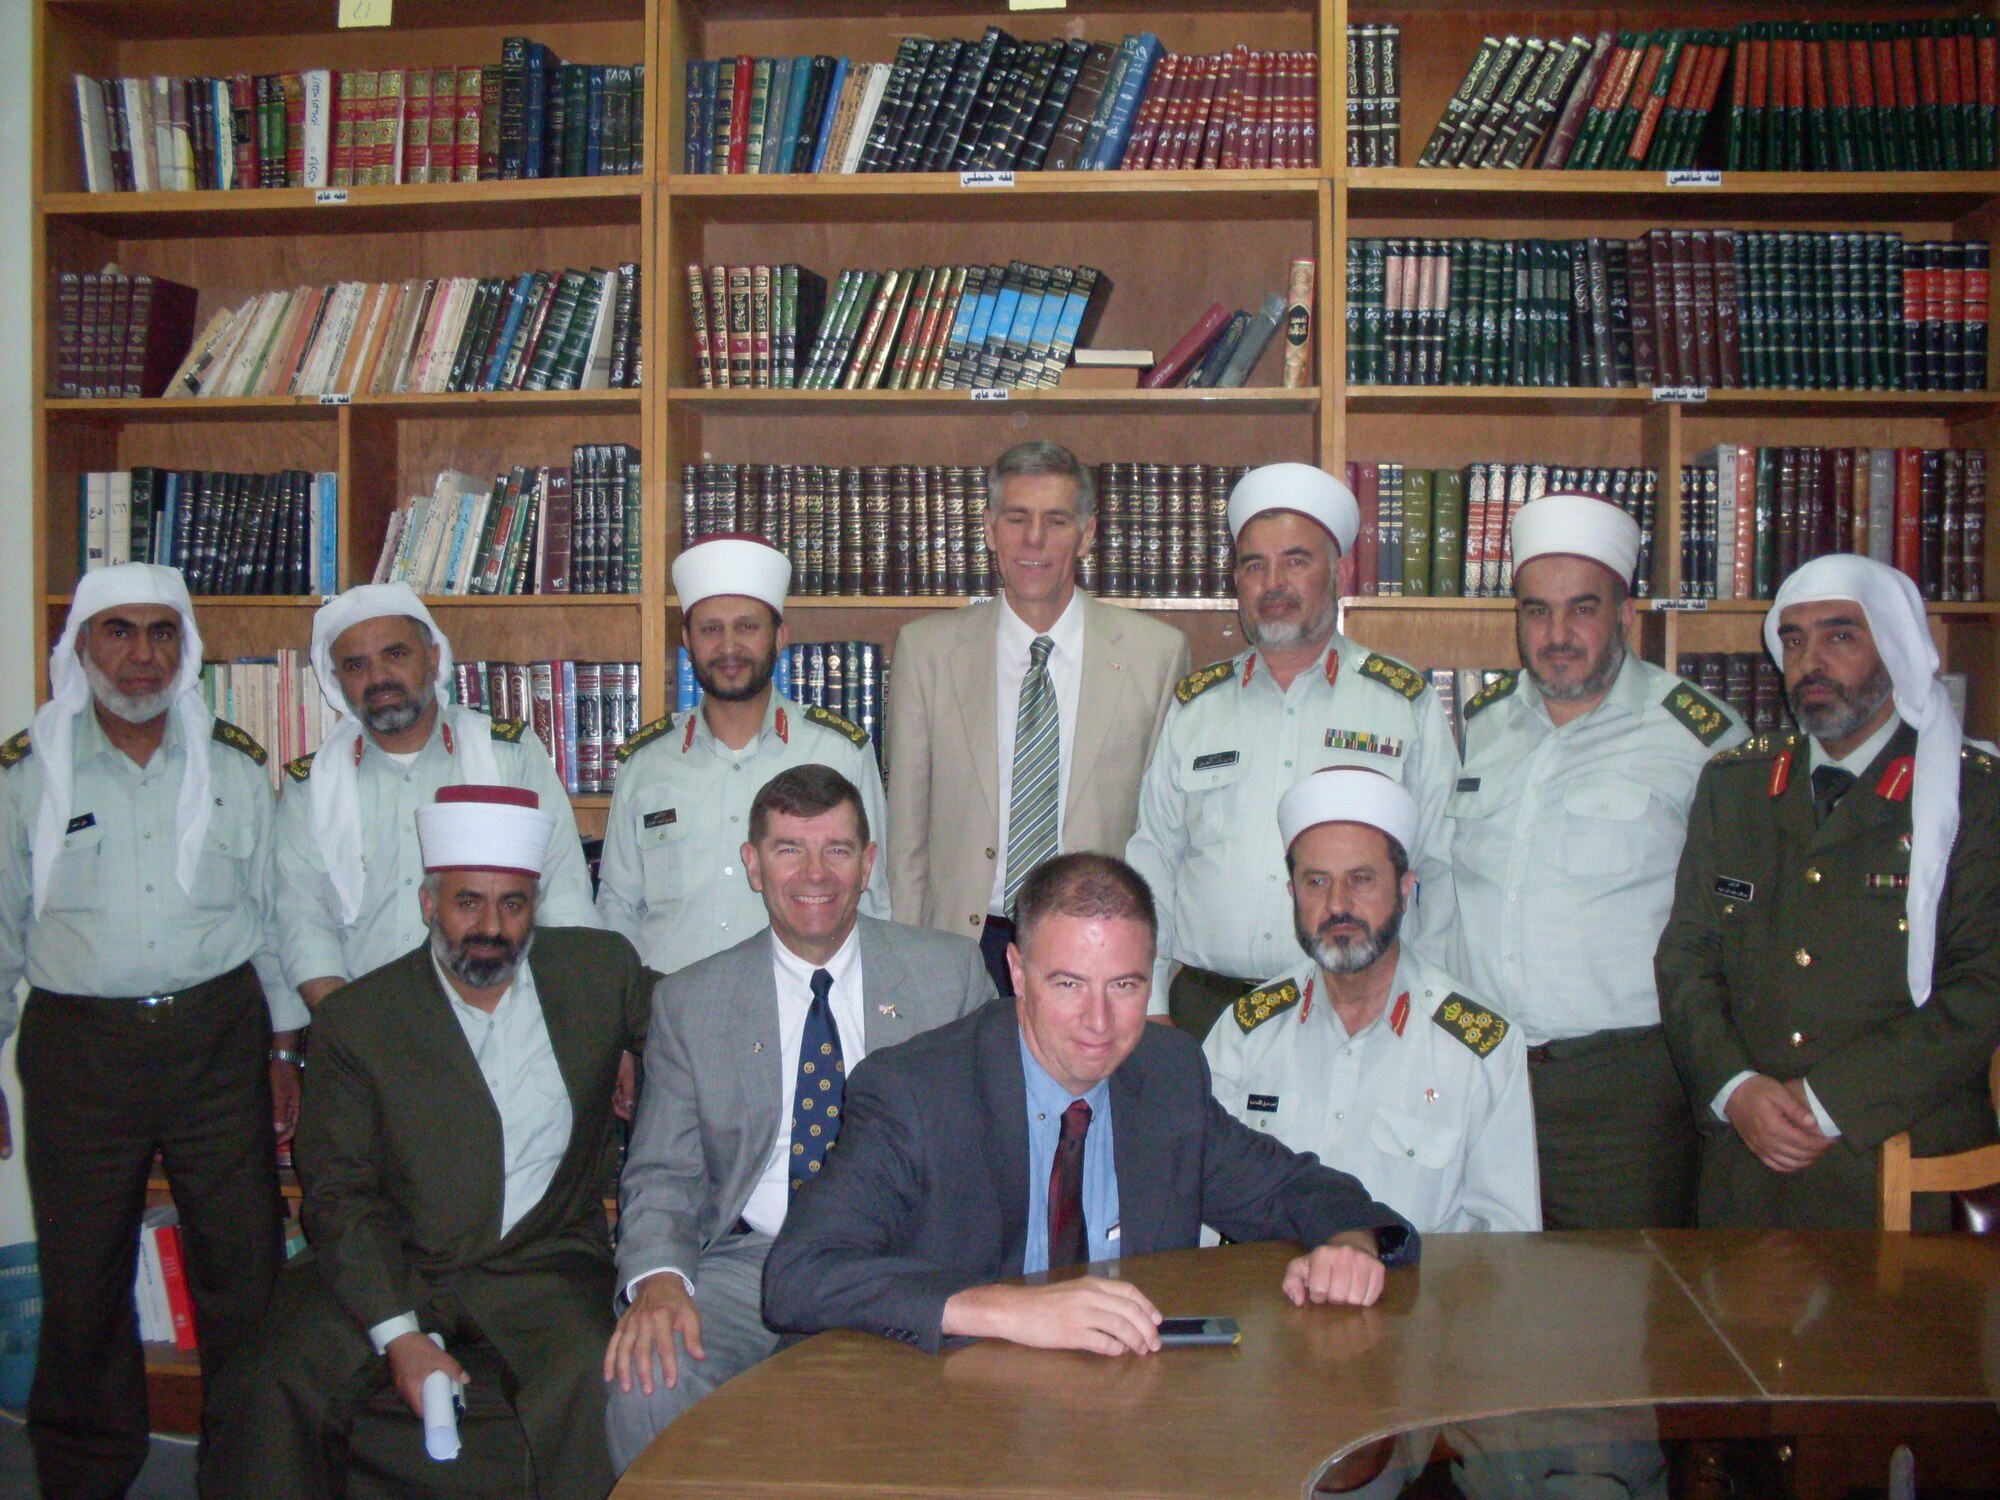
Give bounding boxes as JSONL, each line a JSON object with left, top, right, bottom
{"left": 1158, "top": 1316, "right": 1241, "bottom": 1347}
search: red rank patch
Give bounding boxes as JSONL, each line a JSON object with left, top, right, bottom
{"left": 1299, "top": 976, "right": 1315, "bottom": 1021}
{"left": 441, "top": 720, "right": 456, "bottom": 755}
{"left": 776, "top": 707, "right": 789, "bottom": 744}
{"left": 1325, "top": 650, "right": 1340, "bottom": 687}
{"left": 1768, "top": 750, "right": 1792, "bottom": 799}
{"left": 682, "top": 715, "right": 698, "bottom": 752}
{"left": 1242, "top": 653, "right": 1259, "bottom": 688}
{"left": 1875, "top": 755, "right": 1913, "bottom": 803}
{"left": 1389, "top": 991, "right": 1409, "bottom": 1036}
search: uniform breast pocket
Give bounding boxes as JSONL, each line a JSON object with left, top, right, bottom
{"left": 1560, "top": 776, "right": 1651, "bottom": 878}
{"left": 193, "top": 812, "right": 253, "bottom": 909}
{"left": 637, "top": 812, "right": 699, "bottom": 904}
{"left": 1445, "top": 780, "right": 1507, "bottom": 863}
{"left": 1173, "top": 753, "right": 1249, "bottom": 841}
{"left": 45, "top": 824, "right": 104, "bottom": 913}
{"left": 1368, "top": 1106, "right": 1462, "bottom": 1173}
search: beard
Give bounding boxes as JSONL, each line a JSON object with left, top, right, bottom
{"left": 358, "top": 678, "right": 434, "bottom": 736}
{"left": 1521, "top": 623, "right": 1628, "bottom": 704}
{"left": 1242, "top": 587, "right": 1338, "bottom": 651}
{"left": 83, "top": 657, "right": 176, "bottom": 726}
{"left": 692, "top": 641, "right": 779, "bottom": 704}
{"left": 431, "top": 920, "right": 535, "bottom": 990}
{"left": 1296, "top": 894, "right": 1404, "bottom": 977}
{"left": 1789, "top": 662, "right": 1895, "bottom": 742}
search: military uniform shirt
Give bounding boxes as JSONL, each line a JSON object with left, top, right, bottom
{"left": 0, "top": 708, "right": 304, "bottom": 1047}
{"left": 1126, "top": 635, "right": 1460, "bottom": 1011}
{"left": 1203, "top": 948, "right": 1539, "bottom": 1234}
{"left": 595, "top": 693, "right": 890, "bottom": 975}
{"left": 1449, "top": 656, "right": 1748, "bottom": 1044}
{"left": 273, "top": 711, "right": 597, "bottom": 989}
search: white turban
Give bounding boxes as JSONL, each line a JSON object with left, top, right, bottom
{"left": 416, "top": 786, "right": 556, "bottom": 878}
{"left": 1226, "top": 463, "right": 1360, "bottom": 555}
{"left": 1278, "top": 767, "right": 1419, "bottom": 856}
{"left": 672, "top": 534, "right": 792, "bottom": 615}
{"left": 34, "top": 565, "right": 210, "bottom": 916}
{"left": 307, "top": 583, "right": 498, "bottom": 927}
{"left": 1765, "top": 555, "right": 1958, "bottom": 1007}
{"left": 1510, "top": 493, "right": 1643, "bottom": 587}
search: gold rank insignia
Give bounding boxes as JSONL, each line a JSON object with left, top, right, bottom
{"left": 0, "top": 730, "right": 29, "bottom": 770}
{"left": 489, "top": 716, "right": 527, "bottom": 744}
{"left": 1175, "top": 660, "right": 1234, "bottom": 704}
{"left": 1965, "top": 746, "right": 1996, "bottom": 774}
{"left": 805, "top": 704, "right": 869, "bottom": 746}
{"left": 1463, "top": 672, "right": 1517, "bottom": 719}
{"left": 1663, "top": 684, "right": 1732, "bottom": 746}
{"left": 1360, "top": 652, "right": 1425, "bottom": 701}
{"left": 211, "top": 719, "right": 267, "bottom": 765}
{"left": 619, "top": 714, "right": 676, "bottom": 762}
{"left": 1433, "top": 994, "right": 1509, "bottom": 1058}
{"left": 1234, "top": 980, "right": 1301, "bottom": 1034}
{"left": 283, "top": 752, "right": 316, "bottom": 783}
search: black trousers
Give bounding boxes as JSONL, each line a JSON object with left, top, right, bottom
{"left": 18, "top": 966, "right": 282, "bottom": 1500}
{"left": 1526, "top": 1024, "right": 1699, "bottom": 1230}
{"left": 1166, "top": 964, "right": 1256, "bottom": 1043}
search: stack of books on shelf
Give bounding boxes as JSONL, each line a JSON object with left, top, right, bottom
{"left": 200, "top": 651, "right": 331, "bottom": 790}
{"left": 1346, "top": 231, "right": 1988, "bottom": 391}
{"left": 160, "top": 265, "right": 642, "bottom": 400}
{"left": 682, "top": 463, "right": 993, "bottom": 598}
{"left": 1350, "top": 462, "right": 1658, "bottom": 599}
{"left": 1346, "top": 24, "right": 1402, "bottom": 166}
{"left": 1676, "top": 652, "right": 1792, "bottom": 734}
{"left": 374, "top": 450, "right": 641, "bottom": 597}
{"left": 54, "top": 271, "right": 200, "bottom": 398}
{"left": 1679, "top": 444, "right": 1986, "bottom": 601}
{"left": 80, "top": 467, "right": 338, "bottom": 596}
{"left": 132, "top": 1207, "right": 196, "bottom": 1352}
{"left": 73, "top": 37, "right": 643, "bottom": 193}
{"left": 1079, "top": 462, "right": 1242, "bottom": 599}
{"left": 451, "top": 659, "right": 641, "bottom": 796}
{"left": 682, "top": 33, "right": 1315, "bottom": 175}
{"left": 677, "top": 643, "right": 889, "bottom": 766}
{"left": 1141, "top": 278, "right": 1297, "bottom": 390}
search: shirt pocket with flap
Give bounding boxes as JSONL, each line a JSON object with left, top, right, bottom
{"left": 1368, "top": 1106, "right": 1462, "bottom": 1173}
{"left": 637, "top": 806, "right": 699, "bottom": 903}
{"left": 1444, "top": 777, "right": 1508, "bottom": 865}
{"left": 193, "top": 801, "right": 255, "bottom": 909}
{"left": 1173, "top": 750, "right": 1249, "bottom": 842}
{"left": 1559, "top": 775, "right": 1651, "bottom": 878}
{"left": 45, "top": 820, "right": 105, "bottom": 913}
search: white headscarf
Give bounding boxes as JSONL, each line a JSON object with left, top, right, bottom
{"left": 34, "top": 565, "right": 211, "bottom": 916}
{"left": 307, "top": 583, "right": 498, "bottom": 927}
{"left": 1765, "top": 555, "right": 1959, "bottom": 1006}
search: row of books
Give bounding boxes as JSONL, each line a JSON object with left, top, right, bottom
{"left": 1350, "top": 463, "right": 1658, "bottom": 600}
{"left": 1676, "top": 653, "right": 1792, "bottom": 736}
{"left": 1678, "top": 445, "right": 1987, "bottom": 603}
{"left": 1141, "top": 269, "right": 1305, "bottom": 390}
{"left": 162, "top": 265, "right": 642, "bottom": 402}
{"left": 199, "top": 652, "right": 332, "bottom": 791}
{"left": 1345, "top": 25, "right": 1403, "bottom": 167}
{"left": 449, "top": 660, "right": 642, "bottom": 797}
{"left": 677, "top": 644, "right": 889, "bottom": 770}
{"left": 73, "top": 38, "right": 644, "bottom": 193}
{"left": 681, "top": 464, "right": 994, "bottom": 599}
{"left": 683, "top": 32, "right": 1315, "bottom": 176}
{"left": 1347, "top": 232, "right": 1989, "bottom": 392}
{"left": 1079, "top": 463, "right": 1243, "bottom": 601}
{"left": 133, "top": 1209, "right": 196, "bottom": 1351}
{"left": 81, "top": 468, "right": 338, "bottom": 598}
{"left": 372, "top": 449, "right": 641, "bottom": 598}
{"left": 54, "top": 271, "right": 199, "bottom": 399}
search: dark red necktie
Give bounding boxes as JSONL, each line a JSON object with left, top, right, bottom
{"left": 1047, "top": 1099, "right": 1091, "bottom": 1270}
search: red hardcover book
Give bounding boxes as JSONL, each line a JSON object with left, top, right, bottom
{"left": 1745, "top": 30, "right": 1772, "bottom": 134}
{"left": 1300, "top": 48, "right": 1320, "bottom": 168}
{"left": 1830, "top": 446, "right": 1856, "bottom": 559}
{"left": 1353, "top": 461, "right": 1380, "bottom": 598}
{"left": 1893, "top": 446, "right": 1923, "bottom": 582}
{"left": 1217, "top": 44, "right": 1250, "bottom": 168}
{"left": 1181, "top": 54, "right": 1223, "bottom": 170}
{"left": 1668, "top": 230, "right": 1698, "bottom": 387}
{"left": 121, "top": 274, "right": 201, "bottom": 398}
{"left": 727, "top": 56, "right": 753, "bottom": 174}
{"left": 1155, "top": 52, "right": 1200, "bottom": 168}
{"left": 1249, "top": 50, "right": 1275, "bottom": 169}
{"left": 1120, "top": 52, "right": 1178, "bottom": 168}
{"left": 1648, "top": 230, "right": 1681, "bottom": 384}
{"left": 1140, "top": 302, "right": 1229, "bottom": 388}
{"left": 539, "top": 466, "right": 572, "bottom": 593}
{"left": 1848, "top": 33, "right": 1877, "bottom": 131}
{"left": 1688, "top": 230, "right": 1720, "bottom": 388}
{"left": 401, "top": 67, "right": 434, "bottom": 184}
{"left": 1626, "top": 40, "right": 1685, "bottom": 166}
{"left": 1802, "top": 34, "right": 1829, "bottom": 167}
{"left": 1712, "top": 232, "right": 1743, "bottom": 388}
{"left": 230, "top": 73, "right": 260, "bottom": 188}
{"left": 154, "top": 1225, "right": 199, "bottom": 1352}
{"left": 1627, "top": 236, "right": 1658, "bottom": 385}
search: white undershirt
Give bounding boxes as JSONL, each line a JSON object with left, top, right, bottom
{"left": 990, "top": 590, "right": 1086, "bottom": 913}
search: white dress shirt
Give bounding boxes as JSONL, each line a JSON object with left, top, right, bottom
{"left": 990, "top": 590, "right": 1086, "bottom": 913}
{"left": 367, "top": 956, "right": 572, "bottom": 1353}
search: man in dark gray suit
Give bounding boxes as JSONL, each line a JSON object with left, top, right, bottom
{"left": 763, "top": 853, "right": 1418, "bottom": 1358}
{"left": 603, "top": 765, "right": 993, "bottom": 1471}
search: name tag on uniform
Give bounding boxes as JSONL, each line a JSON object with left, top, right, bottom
{"left": 1326, "top": 729, "right": 1403, "bottom": 757}
{"left": 1456, "top": 777, "right": 1480, "bottom": 792}
{"left": 1714, "top": 876, "right": 1754, "bottom": 903}
{"left": 66, "top": 813, "right": 95, "bottom": 834}
{"left": 644, "top": 808, "right": 677, "bottom": 829}
{"left": 1192, "top": 750, "right": 1239, "bottom": 771}
{"left": 1247, "top": 1093, "right": 1280, "bottom": 1113}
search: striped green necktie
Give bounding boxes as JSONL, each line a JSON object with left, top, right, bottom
{"left": 1005, "top": 634, "right": 1060, "bottom": 910}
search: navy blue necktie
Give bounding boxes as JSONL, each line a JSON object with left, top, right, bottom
{"left": 789, "top": 968, "right": 844, "bottom": 1192}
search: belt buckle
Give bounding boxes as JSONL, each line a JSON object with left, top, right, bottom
{"left": 136, "top": 992, "right": 177, "bottom": 1016}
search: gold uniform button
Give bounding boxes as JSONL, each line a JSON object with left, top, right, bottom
{"left": 969, "top": 915, "right": 981, "bottom": 926}
{"left": 1722, "top": 904, "right": 1735, "bottom": 916}
{"left": 1897, "top": 917, "right": 1909, "bottom": 933}
{"left": 1804, "top": 867, "right": 1822, "bottom": 884}
{"left": 1790, "top": 1031, "right": 1806, "bottom": 1048}
{"left": 1794, "top": 947, "right": 1812, "bottom": 967}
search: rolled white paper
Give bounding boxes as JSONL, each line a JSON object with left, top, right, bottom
{"left": 422, "top": 1332, "right": 462, "bottom": 1461}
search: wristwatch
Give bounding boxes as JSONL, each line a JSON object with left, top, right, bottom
{"left": 269, "top": 1047, "right": 306, "bottom": 1068}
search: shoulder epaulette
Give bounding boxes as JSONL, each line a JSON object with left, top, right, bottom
{"left": 211, "top": 718, "right": 267, "bottom": 766}
{"left": 489, "top": 717, "right": 527, "bottom": 744}
{"left": 1710, "top": 731, "right": 1798, "bottom": 765}
{"left": 1662, "top": 683, "right": 1734, "bottom": 747}
{"left": 1964, "top": 745, "right": 1997, "bottom": 775}
{"left": 283, "top": 752, "right": 316, "bottom": 783}
{"left": 1359, "top": 651, "right": 1426, "bottom": 702}
{"left": 1233, "top": 979, "right": 1301, "bottom": 1034}
{"left": 805, "top": 704, "right": 869, "bottom": 747}
{"left": 1175, "top": 659, "right": 1234, "bottom": 705}
{"left": 618, "top": 714, "right": 676, "bottom": 763}
{"left": 1433, "top": 994, "right": 1508, "bottom": 1058}
{"left": 1463, "top": 671, "right": 1518, "bottom": 720}
{"left": 0, "top": 730, "right": 29, "bottom": 770}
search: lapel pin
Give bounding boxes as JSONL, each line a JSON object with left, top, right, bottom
{"left": 1424, "top": 1088, "right": 1439, "bottom": 1104}
{"left": 751, "top": 1041, "right": 765, "bottom": 1053}
{"left": 877, "top": 1003, "right": 899, "bottom": 1019}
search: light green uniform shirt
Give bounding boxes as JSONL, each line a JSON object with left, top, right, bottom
{"left": 1449, "top": 655, "right": 1748, "bottom": 1044}
{"left": 0, "top": 708, "right": 305, "bottom": 1046}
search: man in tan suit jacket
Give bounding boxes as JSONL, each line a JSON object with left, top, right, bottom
{"left": 887, "top": 440, "right": 1188, "bottom": 993}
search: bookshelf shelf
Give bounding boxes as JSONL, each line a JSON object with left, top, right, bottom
{"left": 39, "top": 177, "right": 647, "bottom": 236}
{"left": 1340, "top": 596, "right": 1517, "bottom": 612}
{"left": 666, "top": 387, "right": 1319, "bottom": 413}
{"left": 1344, "top": 168, "right": 2000, "bottom": 223}
{"left": 666, "top": 170, "right": 1321, "bottom": 222}
{"left": 1658, "top": 599, "right": 2000, "bottom": 619}
{"left": 43, "top": 0, "right": 647, "bottom": 40}
{"left": 46, "top": 391, "right": 644, "bottom": 418}
{"left": 1344, "top": 389, "right": 2000, "bottom": 420}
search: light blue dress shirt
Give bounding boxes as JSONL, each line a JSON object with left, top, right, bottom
{"left": 1019, "top": 1033, "right": 1119, "bottom": 1274}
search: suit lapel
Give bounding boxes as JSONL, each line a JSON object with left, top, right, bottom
{"left": 527, "top": 937, "right": 594, "bottom": 1117}
{"left": 410, "top": 955, "right": 508, "bottom": 1238}
{"left": 973, "top": 1004, "right": 1032, "bottom": 1272}
{"left": 857, "top": 918, "right": 914, "bottom": 1052}
{"left": 732, "top": 937, "right": 787, "bottom": 1150}
{"left": 1108, "top": 1051, "right": 1167, "bottom": 1256}
{"left": 1817, "top": 722, "right": 1917, "bottom": 848}
{"left": 1066, "top": 597, "right": 1122, "bottom": 824}
{"left": 946, "top": 604, "right": 1000, "bottom": 821}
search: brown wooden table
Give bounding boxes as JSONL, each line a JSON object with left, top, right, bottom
{"left": 614, "top": 1230, "right": 2000, "bottom": 1500}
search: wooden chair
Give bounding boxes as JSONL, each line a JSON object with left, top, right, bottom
{"left": 1877, "top": 1050, "right": 2000, "bottom": 1231}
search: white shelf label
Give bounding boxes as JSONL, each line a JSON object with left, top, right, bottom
{"left": 1651, "top": 598, "right": 1710, "bottom": 612}
{"left": 969, "top": 387, "right": 1011, "bottom": 402}
{"left": 317, "top": 392, "right": 352, "bottom": 406}
{"left": 1008, "top": 0, "right": 1067, "bottom": 10}
{"left": 1651, "top": 385, "right": 1709, "bottom": 403}
{"left": 314, "top": 188, "right": 350, "bottom": 205}
{"left": 1665, "top": 169, "right": 1722, "bottom": 187}
{"left": 338, "top": 0, "right": 393, "bottom": 26}
{"left": 959, "top": 170, "right": 1015, "bottom": 188}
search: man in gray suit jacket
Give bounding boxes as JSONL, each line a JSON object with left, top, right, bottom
{"left": 602, "top": 765, "right": 993, "bottom": 1471}
{"left": 886, "top": 440, "right": 1189, "bottom": 994}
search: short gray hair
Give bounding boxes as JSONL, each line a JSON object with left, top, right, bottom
{"left": 986, "top": 440, "right": 1095, "bottom": 522}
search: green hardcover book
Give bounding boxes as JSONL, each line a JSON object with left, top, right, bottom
{"left": 1622, "top": 29, "right": 1686, "bottom": 168}
{"left": 823, "top": 269, "right": 880, "bottom": 389}
{"left": 1346, "top": 238, "right": 1365, "bottom": 384}
{"left": 712, "top": 58, "right": 737, "bottom": 172}
{"left": 1826, "top": 233, "right": 1852, "bottom": 391}
{"left": 1775, "top": 232, "right": 1804, "bottom": 390}
{"left": 1762, "top": 23, "right": 1789, "bottom": 171}
{"left": 1430, "top": 468, "right": 1465, "bottom": 596}
{"left": 1568, "top": 30, "right": 1638, "bottom": 169}
{"left": 1753, "top": 446, "right": 1777, "bottom": 596}
{"left": 1596, "top": 32, "right": 1661, "bottom": 167}
{"left": 549, "top": 269, "right": 611, "bottom": 391}
{"left": 520, "top": 270, "right": 588, "bottom": 391}
{"left": 562, "top": 65, "right": 591, "bottom": 177}
{"left": 1419, "top": 35, "right": 1502, "bottom": 167}
{"left": 805, "top": 270, "right": 862, "bottom": 389}
{"left": 1439, "top": 35, "right": 1523, "bottom": 167}
{"left": 1479, "top": 239, "right": 1507, "bottom": 386}
{"left": 743, "top": 57, "right": 774, "bottom": 174}
{"left": 1401, "top": 466, "right": 1433, "bottom": 596}
{"left": 1383, "top": 238, "right": 1409, "bottom": 385}
{"left": 1506, "top": 240, "right": 1530, "bottom": 386}
{"left": 1540, "top": 239, "right": 1564, "bottom": 386}
{"left": 1443, "top": 239, "right": 1471, "bottom": 383}
{"left": 1361, "top": 238, "right": 1387, "bottom": 384}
